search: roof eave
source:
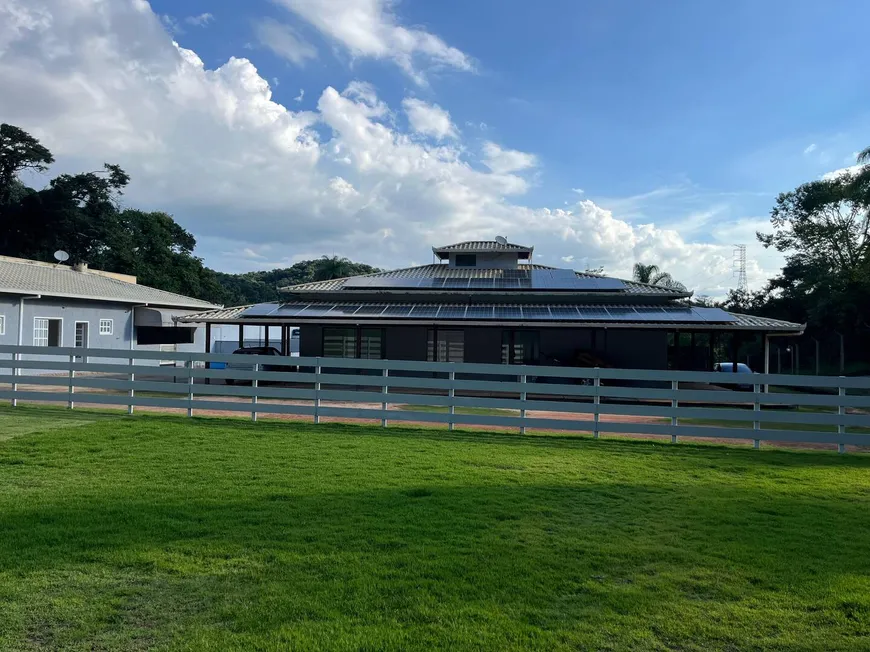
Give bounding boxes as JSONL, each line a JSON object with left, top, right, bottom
{"left": 0, "top": 287, "right": 217, "bottom": 310}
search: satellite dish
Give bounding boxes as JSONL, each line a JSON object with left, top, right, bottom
{"left": 495, "top": 235, "right": 508, "bottom": 245}
{"left": 54, "top": 250, "right": 70, "bottom": 263}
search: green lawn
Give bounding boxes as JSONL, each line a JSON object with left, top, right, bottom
{"left": 1, "top": 406, "right": 870, "bottom": 650}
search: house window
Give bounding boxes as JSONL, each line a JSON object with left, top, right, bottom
{"left": 360, "top": 328, "right": 384, "bottom": 359}
{"left": 427, "top": 329, "right": 464, "bottom": 362}
{"left": 454, "top": 254, "right": 477, "bottom": 267}
{"left": 34, "top": 318, "right": 62, "bottom": 347}
{"left": 323, "top": 328, "right": 357, "bottom": 358}
{"left": 501, "top": 330, "right": 540, "bottom": 365}
{"left": 322, "top": 327, "right": 386, "bottom": 359}
{"left": 0, "top": 315, "right": 5, "bottom": 336}
{"left": 99, "top": 319, "right": 113, "bottom": 335}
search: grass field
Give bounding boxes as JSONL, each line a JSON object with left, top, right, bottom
{"left": 1, "top": 406, "right": 870, "bottom": 650}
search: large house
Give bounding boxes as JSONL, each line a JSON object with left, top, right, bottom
{"left": 181, "top": 240, "right": 804, "bottom": 371}
{"left": 0, "top": 256, "right": 217, "bottom": 369}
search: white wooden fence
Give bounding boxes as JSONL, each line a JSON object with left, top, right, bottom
{"left": 2, "top": 345, "right": 869, "bottom": 452}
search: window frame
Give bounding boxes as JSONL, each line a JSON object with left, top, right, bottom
{"left": 0, "top": 314, "right": 5, "bottom": 336}
{"left": 322, "top": 327, "right": 386, "bottom": 359}
{"left": 501, "top": 329, "right": 541, "bottom": 365}
{"left": 427, "top": 328, "right": 465, "bottom": 363}
{"left": 33, "top": 317, "right": 63, "bottom": 347}
{"left": 454, "top": 253, "right": 477, "bottom": 267}
{"left": 99, "top": 318, "right": 113, "bottom": 335}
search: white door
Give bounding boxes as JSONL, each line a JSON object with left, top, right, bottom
{"left": 75, "top": 322, "right": 89, "bottom": 362}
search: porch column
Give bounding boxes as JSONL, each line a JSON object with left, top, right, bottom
{"left": 238, "top": 324, "right": 244, "bottom": 349}
{"left": 763, "top": 333, "right": 770, "bottom": 393}
{"left": 264, "top": 325, "right": 270, "bottom": 348}
{"left": 731, "top": 333, "right": 739, "bottom": 373}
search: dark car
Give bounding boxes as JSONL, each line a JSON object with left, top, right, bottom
{"left": 713, "top": 362, "right": 755, "bottom": 390}
{"left": 226, "top": 347, "right": 295, "bottom": 384}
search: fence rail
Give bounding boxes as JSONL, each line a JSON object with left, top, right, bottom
{"left": 2, "top": 345, "right": 869, "bottom": 452}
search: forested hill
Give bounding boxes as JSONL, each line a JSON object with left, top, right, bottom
{"left": 0, "top": 123, "right": 379, "bottom": 307}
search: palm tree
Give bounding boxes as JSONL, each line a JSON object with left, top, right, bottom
{"left": 312, "top": 255, "right": 354, "bottom": 281}
{"left": 858, "top": 146, "right": 870, "bottom": 165}
{"left": 632, "top": 263, "right": 687, "bottom": 292}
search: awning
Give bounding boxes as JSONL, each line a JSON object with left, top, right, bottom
{"left": 134, "top": 307, "right": 200, "bottom": 327}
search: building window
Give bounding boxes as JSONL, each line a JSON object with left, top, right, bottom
{"left": 454, "top": 254, "right": 477, "bottom": 267}
{"left": 323, "top": 327, "right": 385, "bottom": 359}
{"left": 501, "top": 330, "right": 540, "bottom": 365}
{"left": 360, "top": 328, "right": 384, "bottom": 359}
{"left": 323, "top": 327, "right": 357, "bottom": 358}
{"left": 0, "top": 315, "right": 5, "bottom": 336}
{"left": 34, "top": 318, "right": 62, "bottom": 347}
{"left": 99, "top": 319, "right": 113, "bottom": 335}
{"left": 427, "top": 329, "right": 464, "bottom": 362}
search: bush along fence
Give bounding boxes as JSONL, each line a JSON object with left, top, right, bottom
{"left": 1, "top": 345, "right": 869, "bottom": 452}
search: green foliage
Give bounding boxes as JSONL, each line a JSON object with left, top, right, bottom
{"left": 753, "top": 163, "right": 870, "bottom": 334}
{"left": 0, "top": 124, "right": 377, "bottom": 307}
{"left": 632, "top": 262, "right": 687, "bottom": 291}
{"left": 2, "top": 407, "right": 870, "bottom": 650}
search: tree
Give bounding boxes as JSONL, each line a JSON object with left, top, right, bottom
{"left": 632, "top": 263, "right": 687, "bottom": 291}
{"left": 757, "top": 165, "right": 870, "bottom": 332}
{"left": 312, "top": 255, "right": 357, "bottom": 281}
{"left": 858, "top": 146, "right": 870, "bottom": 165}
{"left": 0, "top": 124, "right": 54, "bottom": 206}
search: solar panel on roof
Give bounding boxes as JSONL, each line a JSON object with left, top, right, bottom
{"left": 410, "top": 305, "right": 440, "bottom": 318}
{"left": 576, "top": 307, "right": 612, "bottom": 320}
{"left": 465, "top": 305, "right": 494, "bottom": 319}
{"left": 493, "top": 305, "right": 521, "bottom": 319}
{"left": 691, "top": 307, "right": 737, "bottom": 323}
{"left": 521, "top": 306, "right": 551, "bottom": 319}
{"left": 606, "top": 307, "right": 638, "bottom": 319}
{"left": 296, "top": 304, "right": 335, "bottom": 317}
{"left": 240, "top": 303, "right": 280, "bottom": 317}
{"left": 327, "top": 304, "right": 362, "bottom": 316}
{"left": 549, "top": 305, "right": 580, "bottom": 319}
{"left": 437, "top": 305, "right": 467, "bottom": 319}
{"left": 354, "top": 304, "right": 388, "bottom": 316}
{"left": 382, "top": 304, "right": 414, "bottom": 316}
{"left": 271, "top": 303, "right": 310, "bottom": 317}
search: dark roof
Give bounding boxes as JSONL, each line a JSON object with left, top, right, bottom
{"left": 432, "top": 240, "right": 533, "bottom": 258}
{"left": 178, "top": 301, "right": 804, "bottom": 333}
{"left": 280, "top": 264, "right": 688, "bottom": 298}
{"left": 0, "top": 256, "right": 218, "bottom": 309}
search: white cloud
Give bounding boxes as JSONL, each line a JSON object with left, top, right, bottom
{"left": 294, "top": 88, "right": 304, "bottom": 102}
{"left": 481, "top": 141, "right": 537, "bottom": 174}
{"left": 253, "top": 17, "right": 317, "bottom": 66}
{"left": 561, "top": 255, "right": 574, "bottom": 263}
{"left": 0, "top": 0, "right": 784, "bottom": 297}
{"left": 803, "top": 143, "right": 817, "bottom": 155}
{"left": 185, "top": 13, "right": 214, "bottom": 27}
{"left": 571, "top": 188, "right": 584, "bottom": 195}
{"left": 272, "top": 0, "right": 473, "bottom": 84}
{"left": 822, "top": 164, "right": 864, "bottom": 180}
{"left": 160, "top": 14, "right": 182, "bottom": 35}
{"left": 402, "top": 98, "right": 457, "bottom": 140}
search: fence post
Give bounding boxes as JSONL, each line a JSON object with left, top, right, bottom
{"left": 670, "top": 379, "right": 678, "bottom": 443}
{"left": 314, "top": 358, "right": 321, "bottom": 424}
{"left": 67, "top": 354, "right": 75, "bottom": 410}
{"left": 753, "top": 382, "right": 761, "bottom": 449}
{"left": 381, "top": 367, "right": 389, "bottom": 428}
{"left": 448, "top": 369, "right": 455, "bottom": 432}
{"left": 251, "top": 362, "right": 259, "bottom": 422}
{"left": 186, "top": 358, "right": 194, "bottom": 418}
{"left": 11, "top": 352, "right": 18, "bottom": 407}
{"left": 127, "top": 354, "right": 135, "bottom": 415}
{"left": 519, "top": 373, "right": 527, "bottom": 435}
{"left": 593, "top": 368, "right": 600, "bottom": 439}
{"left": 837, "top": 381, "right": 846, "bottom": 454}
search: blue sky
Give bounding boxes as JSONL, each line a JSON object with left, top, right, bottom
{"left": 2, "top": 0, "right": 868, "bottom": 295}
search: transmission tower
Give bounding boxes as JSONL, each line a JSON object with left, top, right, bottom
{"left": 733, "top": 244, "right": 748, "bottom": 293}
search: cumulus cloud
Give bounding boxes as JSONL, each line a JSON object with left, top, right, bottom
{"left": 272, "top": 0, "right": 473, "bottom": 83}
{"left": 253, "top": 18, "right": 317, "bottom": 66}
{"left": 0, "top": 0, "right": 783, "bottom": 296}
{"left": 402, "top": 98, "right": 457, "bottom": 140}
{"left": 481, "top": 141, "right": 537, "bottom": 174}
